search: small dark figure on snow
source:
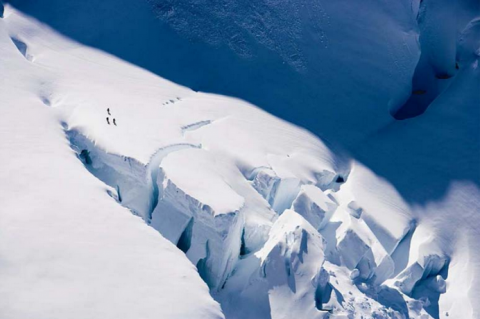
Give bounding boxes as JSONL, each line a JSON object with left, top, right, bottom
{"left": 106, "top": 117, "right": 110, "bottom": 125}
{"left": 113, "top": 118, "right": 117, "bottom": 126}
{"left": 107, "top": 108, "right": 111, "bottom": 115}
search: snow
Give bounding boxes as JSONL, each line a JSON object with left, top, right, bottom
{"left": 0, "top": 55, "right": 223, "bottom": 319}
{"left": 0, "top": 7, "right": 224, "bottom": 319}
{"left": 161, "top": 149, "right": 245, "bottom": 215}
{"left": 291, "top": 184, "right": 337, "bottom": 230}
{"left": 1, "top": 1, "right": 480, "bottom": 319}
{"left": 256, "top": 210, "right": 328, "bottom": 319}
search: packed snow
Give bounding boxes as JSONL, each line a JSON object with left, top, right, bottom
{"left": 1, "top": 1, "right": 479, "bottom": 319}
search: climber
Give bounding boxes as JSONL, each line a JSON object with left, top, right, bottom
{"left": 113, "top": 118, "right": 117, "bottom": 126}
{"left": 106, "top": 117, "right": 110, "bottom": 125}
{"left": 107, "top": 108, "right": 111, "bottom": 115}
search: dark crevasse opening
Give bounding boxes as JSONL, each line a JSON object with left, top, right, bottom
{"left": 116, "top": 185, "right": 122, "bottom": 203}
{"left": 315, "top": 283, "right": 332, "bottom": 311}
{"left": 79, "top": 149, "right": 92, "bottom": 165}
{"left": 177, "top": 217, "right": 194, "bottom": 253}
{"left": 239, "top": 227, "right": 249, "bottom": 257}
{"left": 197, "top": 240, "right": 212, "bottom": 288}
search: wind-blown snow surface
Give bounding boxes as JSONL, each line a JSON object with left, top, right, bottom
{"left": 1, "top": 2, "right": 479, "bottom": 319}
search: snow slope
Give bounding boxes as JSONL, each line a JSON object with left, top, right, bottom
{"left": 0, "top": 8, "right": 224, "bottom": 319}
{"left": 1, "top": 1, "right": 480, "bottom": 319}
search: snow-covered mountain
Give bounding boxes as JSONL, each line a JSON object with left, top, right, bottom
{"left": 1, "top": 1, "right": 479, "bottom": 319}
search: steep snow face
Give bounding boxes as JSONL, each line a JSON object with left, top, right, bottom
{"left": 0, "top": 12, "right": 224, "bottom": 319}
{"left": 1, "top": 2, "right": 480, "bottom": 319}
{"left": 256, "top": 210, "right": 329, "bottom": 319}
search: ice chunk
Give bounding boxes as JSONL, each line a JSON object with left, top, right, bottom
{"left": 394, "top": 254, "right": 448, "bottom": 295}
{"left": 426, "top": 275, "right": 447, "bottom": 294}
{"left": 347, "top": 200, "right": 363, "bottom": 219}
{"left": 153, "top": 177, "right": 243, "bottom": 289}
{"left": 270, "top": 178, "right": 302, "bottom": 214}
{"left": 256, "top": 210, "right": 331, "bottom": 319}
{"left": 251, "top": 167, "right": 280, "bottom": 205}
{"left": 350, "top": 269, "right": 360, "bottom": 280}
{"left": 347, "top": 164, "right": 414, "bottom": 257}
{"left": 151, "top": 148, "right": 275, "bottom": 289}
{"left": 314, "top": 169, "right": 338, "bottom": 190}
{"left": 335, "top": 210, "right": 395, "bottom": 284}
{"left": 291, "top": 184, "right": 338, "bottom": 230}
{"left": 337, "top": 228, "right": 370, "bottom": 270}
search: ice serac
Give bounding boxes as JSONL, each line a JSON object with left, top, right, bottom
{"left": 335, "top": 213, "right": 395, "bottom": 285}
{"left": 392, "top": 231, "right": 450, "bottom": 298}
{"left": 315, "top": 163, "right": 415, "bottom": 287}
{"left": 250, "top": 167, "right": 280, "bottom": 207}
{"left": 256, "top": 210, "right": 331, "bottom": 319}
{"left": 151, "top": 148, "right": 274, "bottom": 290}
{"left": 348, "top": 165, "right": 414, "bottom": 260}
{"left": 290, "top": 184, "right": 337, "bottom": 230}
{"left": 394, "top": 254, "right": 448, "bottom": 296}
{"left": 249, "top": 166, "right": 339, "bottom": 217}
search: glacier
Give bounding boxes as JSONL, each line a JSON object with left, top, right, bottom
{"left": 1, "top": 1, "right": 480, "bottom": 319}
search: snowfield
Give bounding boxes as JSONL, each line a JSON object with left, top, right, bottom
{"left": 1, "top": 1, "right": 479, "bottom": 319}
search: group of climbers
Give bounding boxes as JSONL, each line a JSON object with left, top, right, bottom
{"left": 106, "top": 108, "right": 117, "bottom": 126}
